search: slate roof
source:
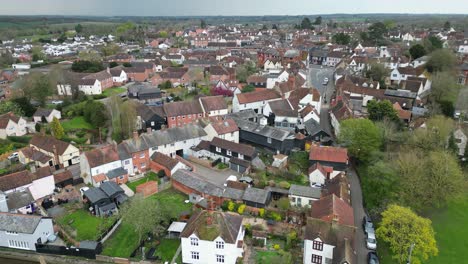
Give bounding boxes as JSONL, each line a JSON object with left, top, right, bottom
{"left": 100, "top": 181, "right": 124, "bottom": 197}
{"left": 33, "top": 108, "right": 54, "bottom": 117}
{"left": 304, "top": 119, "right": 331, "bottom": 138}
{"left": 180, "top": 211, "right": 243, "bottom": 243}
{"left": 106, "top": 167, "right": 128, "bottom": 179}
{"left": 289, "top": 184, "right": 321, "bottom": 199}
{"left": 0, "top": 213, "right": 45, "bottom": 234}
{"left": 172, "top": 170, "right": 225, "bottom": 197}
{"left": 6, "top": 190, "right": 34, "bottom": 211}
{"left": 242, "top": 187, "right": 269, "bottom": 204}
{"left": 83, "top": 188, "right": 108, "bottom": 204}
{"left": 211, "top": 137, "right": 256, "bottom": 157}
{"left": 233, "top": 118, "right": 295, "bottom": 141}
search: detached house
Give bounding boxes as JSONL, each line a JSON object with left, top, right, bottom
{"left": 109, "top": 67, "right": 128, "bottom": 85}
{"left": 29, "top": 135, "right": 80, "bottom": 168}
{"left": 180, "top": 211, "right": 245, "bottom": 264}
{"left": 0, "top": 213, "right": 54, "bottom": 251}
{"left": 0, "top": 112, "right": 28, "bottom": 139}
{"left": 32, "top": 108, "right": 61, "bottom": 123}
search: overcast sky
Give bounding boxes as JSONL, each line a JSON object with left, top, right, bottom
{"left": 1, "top": 0, "right": 467, "bottom": 16}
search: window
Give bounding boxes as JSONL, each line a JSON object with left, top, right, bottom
{"left": 267, "top": 137, "right": 272, "bottom": 144}
{"left": 95, "top": 169, "right": 99, "bottom": 174}
{"left": 140, "top": 153, "right": 145, "bottom": 158}
{"left": 216, "top": 254, "right": 225, "bottom": 263}
{"left": 191, "top": 251, "right": 200, "bottom": 259}
{"left": 125, "top": 160, "right": 130, "bottom": 165}
{"left": 312, "top": 254, "right": 322, "bottom": 264}
{"left": 183, "top": 116, "right": 186, "bottom": 119}
{"left": 226, "top": 150, "right": 232, "bottom": 156}
{"left": 216, "top": 147, "right": 222, "bottom": 153}
{"left": 6, "top": 231, "right": 18, "bottom": 235}
{"left": 216, "top": 241, "right": 225, "bottom": 249}
{"left": 238, "top": 154, "right": 244, "bottom": 160}
{"left": 141, "top": 162, "right": 146, "bottom": 168}
{"left": 171, "top": 117, "right": 175, "bottom": 121}
{"left": 171, "top": 143, "right": 175, "bottom": 147}
{"left": 190, "top": 238, "right": 199, "bottom": 246}
{"left": 152, "top": 147, "right": 158, "bottom": 151}
{"left": 313, "top": 241, "right": 324, "bottom": 251}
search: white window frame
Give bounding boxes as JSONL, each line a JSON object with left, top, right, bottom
{"left": 190, "top": 237, "right": 199, "bottom": 246}
{"left": 191, "top": 251, "right": 200, "bottom": 260}
{"left": 216, "top": 254, "right": 225, "bottom": 263}
{"left": 216, "top": 241, "right": 225, "bottom": 249}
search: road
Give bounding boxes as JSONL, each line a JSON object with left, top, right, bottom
{"left": 307, "top": 64, "right": 369, "bottom": 263}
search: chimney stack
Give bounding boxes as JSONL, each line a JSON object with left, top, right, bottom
{"left": 133, "top": 131, "right": 139, "bottom": 141}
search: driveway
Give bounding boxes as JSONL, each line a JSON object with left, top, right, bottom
{"left": 191, "top": 162, "right": 241, "bottom": 187}
{"left": 348, "top": 167, "right": 369, "bottom": 263}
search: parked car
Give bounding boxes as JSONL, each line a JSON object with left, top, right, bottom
{"left": 311, "top": 183, "right": 324, "bottom": 188}
{"left": 366, "top": 231, "right": 377, "bottom": 250}
{"left": 322, "top": 77, "right": 329, "bottom": 85}
{"left": 51, "top": 100, "right": 63, "bottom": 105}
{"left": 8, "top": 152, "right": 19, "bottom": 162}
{"left": 363, "top": 215, "right": 374, "bottom": 234}
{"left": 368, "top": 252, "right": 379, "bottom": 264}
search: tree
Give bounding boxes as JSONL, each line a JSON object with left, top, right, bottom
{"left": 443, "top": 21, "right": 451, "bottom": 31}
{"left": 31, "top": 46, "right": 45, "bottom": 61}
{"left": 101, "top": 43, "right": 121, "bottom": 57}
{"left": 300, "top": 17, "right": 313, "bottom": 30}
{"left": 50, "top": 117, "right": 64, "bottom": 139}
{"left": 313, "top": 16, "right": 322, "bottom": 25}
{"left": 426, "top": 49, "right": 456, "bottom": 73}
{"left": 122, "top": 62, "right": 132, "bottom": 68}
{"left": 272, "top": 24, "right": 278, "bottom": 30}
{"left": 236, "top": 61, "right": 257, "bottom": 83}
{"left": 365, "top": 63, "right": 390, "bottom": 88}
{"left": 242, "top": 84, "right": 255, "bottom": 93}
{"left": 430, "top": 71, "right": 460, "bottom": 105}
{"left": 109, "top": 61, "right": 118, "bottom": 68}
{"left": 71, "top": 60, "right": 104, "bottom": 73}
{"left": 0, "top": 51, "right": 14, "bottom": 67}
{"left": 377, "top": 205, "right": 438, "bottom": 264}
{"left": 332, "top": 33, "right": 351, "bottom": 45}
{"left": 361, "top": 161, "right": 398, "bottom": 211}
{"left": 367, "top": 100, "right": 400, "bottom": 123}
{"left": 368, "top": 22, "right": 388, "bottom": 44}
{"left": 11, "top": 97, "right": 35, "bottom": 117}
{"left": 408, "top": 115, "right": 454, "bottom": 152}
{"left": 278, "top": 197, "right": 291, "bottom": 212}
{"left": 409, "top": 44, "right": 427, "bottom": 60}
{"left": 75, "top": 24, "right": 83, "bottom": 33}
{"left": 120, "top": 100, "right": 137, "bottom": 139}
{"left": 428, "top": 36, "right": 443, "bottom": 50}
{"left": 339, "top": 119, "right": 382, "bottom": 162}
{"left": 83, "top": 100, "right": 108, "bottom": 128}
{"left": 0, "top": 101, "right": 24, "bottom": 116}
{"left": 22, "top": 72, "right": 54, "bottom": 107}
{"left": 200, "top": 19, "right": 207, "bottom": 29}
{"left": 78, "top": 50, "right": 102, "bottom": 62}
{"left": 120, "top": 194, "right": 170, "bottom": 244}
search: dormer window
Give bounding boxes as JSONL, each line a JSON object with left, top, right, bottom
{"left": 191, "top": 237, "right": 199, "bottom": 246}
{"left": 313, "top": 240, "right": 324, "bottom": 251}
{"left": 216, "top": 241, "right": 225, "bottom": 249}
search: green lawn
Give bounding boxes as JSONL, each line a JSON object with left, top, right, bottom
{"left": 153, "top": 239, "right": 180, "bottom": 262}
{"left": 378, "top": 194, "right": 468, "bottom": 264}
{"left": 256, "top": 251, "right": 282, "bottom": 264}
{"left": 57, "top": 209, "right": 115, "bottom": 241}
{"left": 102, "top": 87, "right": 126, "bottom": 97}
{"left": 148, "top": 188, "right": 192, "bottom": 217}
{"left": 61, "top": 117, "right": 94, "bottom": 131}
{"left": 126, "top": 172, "right": 158, "bottom": 192}
{"left": 102, "top": 222, "right": 139, "bottom": 258}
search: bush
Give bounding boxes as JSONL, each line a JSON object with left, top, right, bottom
{"left": 217, "top": 163, "right": 229, "bottom": 170}
{"left": 7, "top": 136, "right": 32, "bottom": 144}
{"left": 221, "top": 200, "right": 230, "bottom": 211}
{"left": 228, "top": 201, "right": 236, "bottom": 212}
{"left": 278, "top": 181, "right": 291, "bottom": 189}
{"left": 252, "top": 238, "right": 265, "bottom": 247}
{"left": 258, "top": 208, "right": 265, "bottom": 218}
{"left": 237, "top": 204, "right": 246, "bottom": 215}
{"left": 92, "top": 94, "right": 106, "bottom": 100}
{"left": 273, "top": 244, "right": 281, "bottom": 250}
{"left": 267, "top": 211, "right": 282, "bottom": 222}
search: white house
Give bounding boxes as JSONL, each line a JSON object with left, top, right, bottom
{"left": 12, "top": 63, "right": 31, "bottom": 70}
{"left": 110, "top": 68, "right": 128, "bottom": 84}
{"left": 202, "top": 118, "right": 239, "bottom": 143}
{"left": 402, "top": 33, "right": 415, "bottom": 42}
{"left": 232, "top": 89, "right": 281, "bottom": 113}
{"left": 181, "top": 211, "right": 244, "bottom": 264}
{"left": 390, "top": 66, "right": 425, "bottom": 84}
{"left": 80, "top": 145, "right": 122, "bottom": 186}
{"left": 78, "top": 79, "right": 103, "bottom": 95}
{"left": 266, "top": 70, "right": 289, "bottom": 89}
{"left": 0, "top": 213, "right": 54, "bottom": 251}
{"left": 303, "top": 218, "right": 356, "bottom": 264}
{"left": 457, "top": 40, "right": 468, "bottom": 54}
{"left": 33, "top": 108, "right": 61, "bottom": 123}
{"left": 199, "top": 96, "right": 229, "bottom": 117}
{"left": 289, "top": 184, "right": 321, "bottom": 207}
{"left": 0, "top": 112, "right": 28, "bottom": 139}
{"left": 308, "top": 163, "right": 343, "bottom": 186}
{"left": 410, "top": 55, "right": 429, "bottom": 68}
{"left": 30, "top": 135, "right": 80, "bottom": 168}
{"left": 263, "top": 59, "right": 283, "bottom": 71}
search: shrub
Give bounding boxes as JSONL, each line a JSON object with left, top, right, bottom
{"left": 237, "top": 204, "right": 246, "bottom": 214}
{"left": 92, "top": 94, "right": 106, "bottom": 100}
{"left": 258, "top": 208, "right": 265, "bottom": 218}
{"left": 221, "top": 200, "right": 230, "bottom": 211}
{"left": 273, "top": 244, "right": 281, "bottom": 250}
{"left": 252, "top": 238, "right": 265, "bottom": 247}
{"left": 217, "top": 163, "right": 229, "bottom": 170}
{"left": 278, "top": 181, "right": 291, "bottom": 189}
{"left": 7, "top": 136, "right": 32, "bottom": 144}
{"left": 228, "top": 201, "right": 236, "bottom": 212}
{"left": 267, "top": 211, "right": 282, "bottom": 221}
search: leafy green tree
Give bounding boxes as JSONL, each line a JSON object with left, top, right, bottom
{"left": 101, "top": 43, "right": 121, "bottom": 57}
{"left": 443, "top": 21, "right": 451, "bottom": 30}
{"left": 332, "top": 33, "right": 351, "bottom": 45}
{"left": 50, "top": 117, "right": 64, "bottom": 139}
{"left": 428, "top": 36, "right": 443, "bottom": 50}
{"left": 0, "top": 101, "right": 24, "bottom": 116}
{"left": 83, "top": 100, "right": 108, "bottom": 128}
{"left": 242, "top": 84, "right": 255, "bottom": 93}
{"left": 365, "top": 63, "right": 390, "bottom": 88}
{"left": 31, "top": 46, "right": 45, "bottom": 61}
{"left": 409, "top": 44, "right": 427, "bottom": 60}
{"left": 339, "top": 119, "right": 382, "bottom": 162}
{"left": 236, "top": 61, "right": 257, "bottom": 83}
{"left": 71, "top": 60, "right": 104, "bottom": 73}
{"left": 368, "top": 22, "right": 388, "bottom": 44}
{"left": 377, "top": 204, "right": 438, "bottom": 264}
{"left": 426, "top": 49, "right": 457, "bottom": 73}
{"left": 430, "top": 71, "right": 460, "bottom": 105}
{"left": 300, "top": 17, "right": 313, "bottom": 30}
{"left": 75, "top": 24, "right": 83, "bottom": 33}
{"left": 278, "top": 197, "right": 291, "bottom": 211}
{"left": 22, "top": 72, "right": 54, "bottom": 107}
{"left": 200, "top": 19, "right": 207, "bottom": 29}
{"left": 11, "top": 97, "right": 35, "bottom": 117}
{"left": 361, "top": 161, "right": 398, "bottom": 211}
{"left": 367, "top": 100, "right": 399, "bottom": 123}
{"left": 78, "top": 50, "right": 102, "bottom": 62}
{"left": 0, "top": 51, "right": 14, "bottom": 67}
{"left": 109, "top": 61, "right": 118, "bottom": 68}
{"left": 120, "top": 194, "right": 170, "bottom": 244}
{"left": 313, "top": 16, "right": 322, "bottom": 25}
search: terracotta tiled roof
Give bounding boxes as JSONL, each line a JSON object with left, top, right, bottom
{"left": 92, "top": 174, "right": 107, "bottom": 183}
{"left": 310, "top": 194, "right": 354, "bottom": 226}
{"left": 199, "top": 96, "right": 228, "bottom": 112}
{"left": 151, "top": 152, "right": 179, "bottom": 170}
{"left": 235, "top": 89, "right": 280, "bottom": 104}
{"left": 180, "top": 211, "right": 243, "bottom": 243}
{"left": 210, "top": 118, "right": 239, "bottom": 135}
{"left": 0, "top": 171, "right": 32, "bottom": 192}
{"left": 84, "top": 145, "right": 120, "bottom": 169}
{"left": 309, "top": 145, "right": 348, "bottom": 164}
{"left": 0, "top": 112, "right": 20, "bottom": 129}
{"left": 163, "top": 100, "right": 203, "bottom": 117}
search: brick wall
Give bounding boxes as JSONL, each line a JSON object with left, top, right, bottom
{"left": 149, "top": 160, "right": 171, "bottom": 177}
{"left": 136, "top": 181, "right": 158, "bottom": 197}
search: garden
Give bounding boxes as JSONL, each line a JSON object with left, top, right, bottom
{"left": 126, "top": 171, "right": 160, "bottom": 192}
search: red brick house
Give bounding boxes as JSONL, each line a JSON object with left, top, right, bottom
{"left": 83, "top": 69, "right": 113, "bottom": 90}
{"left": 125, "top": 67, "right": 150, "bottom": 82}
{"left": 151, "top": 68, "right": 189, "bottom": 87}
{"left": 149, "top": 152, "right": 186, "bottom": 177}
{"left": 163, "top": 100, "right": 204, "bottom": 128}
{"left": 208, "top": 66, "right": 234, "bottom": 83}
{"left": 118, "top": 132, "right": 151, "bottom": 174}
{"left": 107, "top": 53, "right": 135, "bottom": 63}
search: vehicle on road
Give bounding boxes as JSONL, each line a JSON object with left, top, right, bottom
{"left": 363, "top": 215, "right": 375, "bottom": 234}
{"left": 368, "top": 252, "right": 379, "bottom": 264}
{"left": 322, "top": 77, "right": 329, "bottom": 85}
{"left": 8, "top": 152, "right": 19, "bottom": 162}
{"left": 366, "top": 231, "right": 377, "bottom": 250}
{"left": 51, "top": 100, "right": 63, "bottom": 105}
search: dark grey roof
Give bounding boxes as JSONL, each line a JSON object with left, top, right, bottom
{"left": 106, "top": 167, "right": 128, "bottom": 179}
{"left": 289, "top": 184, "right": 321, "bottom": 199}
{"left": 233, "top": 118, "right": 295, "bottom": 141}
{"left": 226, "top": 109, "right": 260, "bottom": 120}
{"left": 265, "top": 186, "right": 289, "bottom": 195}
{"left": 84, "top": 188, "right": 108, "bottom": 204}
{"left": 222, "top": 187, "right": 245, "bottom": 200}
{"left": 0, "top": 213, "right": 43, "bottom": 234}
{"left": 172, "top": 170, "right": 225, "bottom": 197}
{"left": 242, "top": 188, "right": 269, "bottom": 204}
{"left": 33, "top": 108, "right": 54, "bottom": 117}
{"left": 384, "top": 89, "right": 417, "bottom": 99}
{"left": 97, "top": 202, "right": 117, "bottom": 215}
{"left": 6, "top": 190, "right": 34, "bottom": 211}
{"left": 304, "top": 118, "right": 331, "bottom": 137}
{"left": 100, "top": 181, "right": 124, "bottom": 197}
